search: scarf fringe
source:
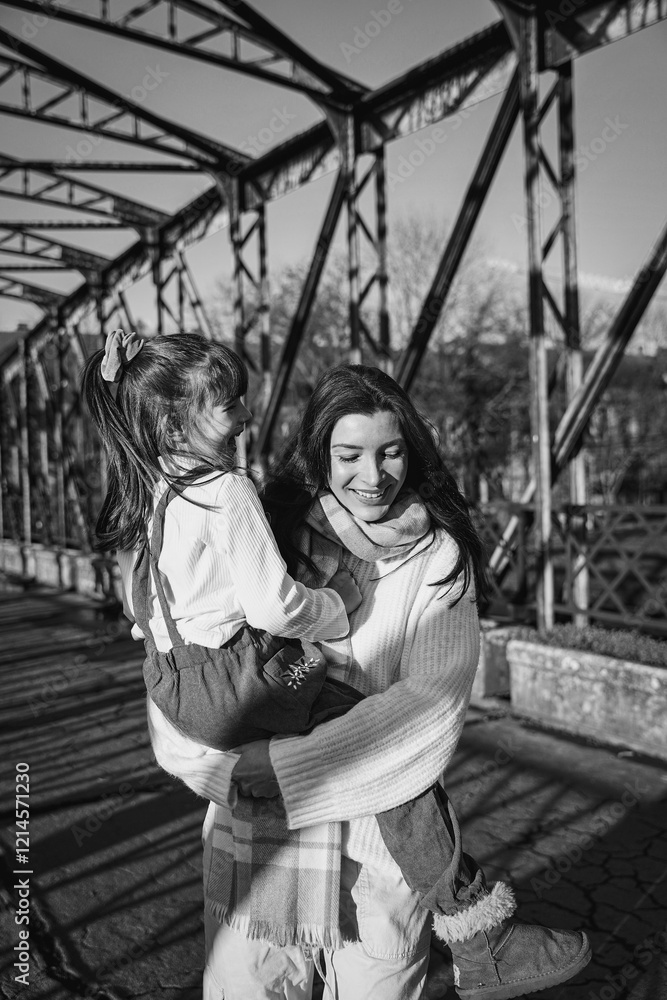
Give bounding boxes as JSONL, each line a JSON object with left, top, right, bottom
{"left": 206, "top": 898, "right": 347, "bottom": 950}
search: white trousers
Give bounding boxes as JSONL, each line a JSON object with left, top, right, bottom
{"left": 203, "top": 855, "right": 431, "bottom": 1000}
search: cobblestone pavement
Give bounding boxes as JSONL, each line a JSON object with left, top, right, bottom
{"left": 1, "top": 589, "right": 666, "bottom": 1000}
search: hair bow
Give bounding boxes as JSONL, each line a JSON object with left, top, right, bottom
{"left": 100, "top": 329, "right": 144, "bottom": 384}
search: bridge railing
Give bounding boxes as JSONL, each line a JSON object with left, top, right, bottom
{"left": 2, "top": 477, "right": 667, "bottom": 636}
{"left": 480, "top": 502, "right": 667, "bottom": 636}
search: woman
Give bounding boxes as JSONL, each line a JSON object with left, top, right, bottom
{"left": 149, "top": 364, "right": 590, "bottom": 999}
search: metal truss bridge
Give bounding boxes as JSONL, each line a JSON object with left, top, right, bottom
{"left": 1, "top": 0, "right": 666, "bottom": 632}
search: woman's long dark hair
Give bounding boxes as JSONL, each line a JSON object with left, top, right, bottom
{"left": 81, "top": 333, "right": 247, "bottom": 551}
{"left": 262, "top": 364, "right": 487, "bottom": 605}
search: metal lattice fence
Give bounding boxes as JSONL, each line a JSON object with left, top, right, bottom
{"left": 479, "top": 502, "right": 667, "bottom": 636}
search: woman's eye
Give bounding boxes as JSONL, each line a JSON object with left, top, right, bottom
{"left": 384, "top": 452, "right": 402, "bottom": 460}
{"left": 338, "top": 455, "right": 359, "bottom": 463}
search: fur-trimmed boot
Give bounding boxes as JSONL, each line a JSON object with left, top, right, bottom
{"left": 432, "top": 883, "right": 592, "bottom": 1000}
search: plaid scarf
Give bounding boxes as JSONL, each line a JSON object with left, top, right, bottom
{"left": 204, "top": 488, "right": 432, "bottom": 947}
{"left": 206, "top": 796, "right": 344, "bottom": 948}
{"left": 304, "top": 488, "right": 433, "bottom": 584}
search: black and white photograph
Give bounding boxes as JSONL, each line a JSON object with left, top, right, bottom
{"left": 0, "top": 2, "right": 666, "bottom": 998}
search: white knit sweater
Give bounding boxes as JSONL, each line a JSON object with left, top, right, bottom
{"left": 148, "top": 521, "right": 481, "bottom": 869}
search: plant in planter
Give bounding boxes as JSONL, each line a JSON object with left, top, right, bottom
{"left": 505, "top": 624, "right": 667, "bottom": 760}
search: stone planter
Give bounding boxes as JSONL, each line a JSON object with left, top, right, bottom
{"left": 470, "top": 622, "right": 515, "bottom": 700}
{"left": 507, "top": 638, "right": 667, "bottom": 761}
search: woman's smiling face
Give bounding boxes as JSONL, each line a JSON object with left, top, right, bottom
{"left": 329, "top": 411, "right": 408, "bottom": 522}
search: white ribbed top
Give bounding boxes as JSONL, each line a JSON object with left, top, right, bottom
{"left": 116, "top": 472, "right": 348, "bottom": 651}
{"left": 148, "top": 522, "right": 480, "bottom": 870}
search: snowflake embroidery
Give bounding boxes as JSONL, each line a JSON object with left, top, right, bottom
{"left": 278, "top": 655, "right": 320, "bottom": 689}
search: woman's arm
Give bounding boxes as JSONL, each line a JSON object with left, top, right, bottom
{"left": 269, "top": 572, "right": 480, "bottom": 830}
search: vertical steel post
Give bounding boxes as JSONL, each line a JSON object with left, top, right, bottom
{"left": 258, "top": 203, "right": 272, "bottom": 412}
{"left": 519, "top": 10, "right": 554, "bottom": 631}
{"left": 345, "top": 115, "right": 362, "bottom": 365}
{"left": 36, "top": 351, "right": 50, "bottom": 544}
{"left": 0, "top": 387, "right": 5, "bottom": 541}
{"left": 95, "top": 284, "right": 106, "bottom": 344}
{"left": 177, "top": 258, "right": 185, "bottom": 331}
{"left": 54, "top": 329, "right": 67, "bottom": 545}
{"left": 559, "top": 60, "right": 588, "bottom": 626}
{"left": 153, "top": 232, "right": 164, "bottom": 336}
{"left": 0, "top": 390, "right": 4, "bottom": 543}
{"left": 375, "top": 147, "right": 391, "bottom": 374}
{"left": 17, "top": 339, "right": 31, "bottom": 549}
{"left": 229, "top": 178, "right": 248, "bottom": 469}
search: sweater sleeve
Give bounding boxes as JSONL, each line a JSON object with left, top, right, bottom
{"left": 147, "top": 696, "right": 239, "bottom": 807}
{"left": 209, "top": 474, "right": 348, "bottom": 642}
{"left": 269, "top": 571, "right": 480, "bottom": 830}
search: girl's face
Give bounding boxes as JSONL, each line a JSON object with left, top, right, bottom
{"left": 196, "top": 395, "right": 251, "bottom": 460}
{"left": 329, "top": 410, "right": 408, "bottom": 522}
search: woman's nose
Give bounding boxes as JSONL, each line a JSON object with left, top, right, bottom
{"left": 240, "top": 403, "right": 252, "bottom": 423}
{"left": 359, "top": 457, "right": 382, "bottom": 486}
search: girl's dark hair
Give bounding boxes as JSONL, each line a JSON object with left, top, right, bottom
{"left": 263, "top": 364, "right": 487, "bottom": 605}
{"left": 81, "top": 333, "right": 247, "bottom": 551}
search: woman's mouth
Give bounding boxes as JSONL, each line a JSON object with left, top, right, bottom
{"left": 349, "top": 486, "right": 390, "bottom": 502}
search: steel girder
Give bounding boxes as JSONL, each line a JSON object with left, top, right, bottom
{"left": 0, "top": 153, "right": 169, "bottom": 228}
{"left": 11, "top": 161, "right": 201, "bottom": 172}
{"left": 395, "top": 69, "right": 522, "bottom": 390}
{"left": 0, "top": 4, "right": 663, "bottom": 345}
{"left": 485, "top": 0, "right": 666, "bottom": 629}
{"left": 1, "top": 182, "right": 227, "bottom": 380}
{"left": 0, "top": 0, "right": 366, "bottom": 106}
{"left": 0, "top": 26, "right": 246, "bottom": 169}
{"left": 538, "top": 0, "right": 667, "bottom": 68}
{"left": 0, "top": 16, "right": 523, "bottom": 364}
{"left": 1, "top": 0, "right": 666, "bottom": 581}
{"left": 488, "top": 218, "right": 667, "bottom": 572}
{"left": 0, "top": 229, "right": 110, "bottom": 274}
{"left": 0, "top": 273, "right": 65, "bottom": 308}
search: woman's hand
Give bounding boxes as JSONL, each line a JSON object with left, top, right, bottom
{"left": 328, "top": 568, "right": 362, "bottom": 614}
{"left": 231, "top": 740, "right": 280, "bottom": 798}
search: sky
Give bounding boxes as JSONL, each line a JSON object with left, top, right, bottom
{"left": 0, "top": 0, "right": 666, "bottom": 333}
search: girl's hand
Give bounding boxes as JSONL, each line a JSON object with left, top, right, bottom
{"left": 328, "top": 568, "right": 362, "bottom": 614}
{"left": 231, "top": 740, "right": 280, "bottom": 798}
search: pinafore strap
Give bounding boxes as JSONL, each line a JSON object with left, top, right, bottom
{"left": 131, "top": 488, "right": 184, "bottom": 650}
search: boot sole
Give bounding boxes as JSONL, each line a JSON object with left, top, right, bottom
{"left": 455, "top": 933, "right": 592, "bottom": 1000}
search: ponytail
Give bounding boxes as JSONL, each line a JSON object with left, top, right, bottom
{"left": 81, "top": 349, "right": 161, "bottom": 551}
{"left": 80, "top": 333, "right": 248, "bottom": 551}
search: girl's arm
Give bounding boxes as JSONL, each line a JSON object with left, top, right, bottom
{"left": 212, "top": 474, "right": 349, "bottom": 642}
{"left": 269, "top": 571, "right": 480, "bottom": 830}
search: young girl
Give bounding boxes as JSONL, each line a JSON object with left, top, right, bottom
{"left": 84, "top": 329, "right": 362, "bottom": 754}
{"left": 82, "top": 330, "right": 590, "bottom": 1000}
